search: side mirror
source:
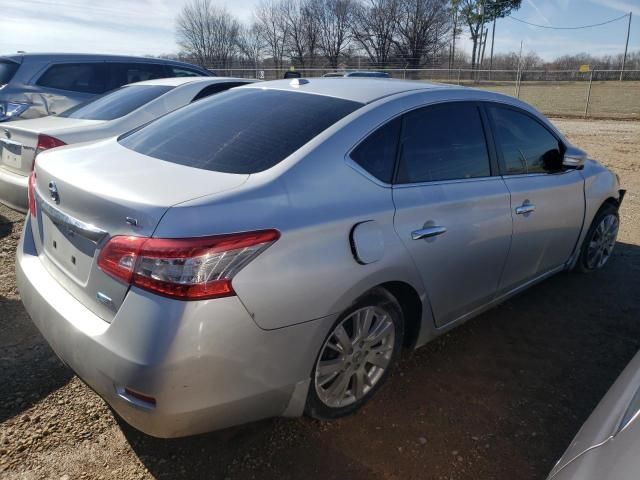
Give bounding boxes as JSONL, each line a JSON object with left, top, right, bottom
{"left": 563, "top": 146, "right": 587, "bottom": 169}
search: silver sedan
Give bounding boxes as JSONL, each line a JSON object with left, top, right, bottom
{"left": 16, "top": 78, "right": 624, "bottom": 437}
{"left": 0, "top": 77, "right": 254, "bottom": 212}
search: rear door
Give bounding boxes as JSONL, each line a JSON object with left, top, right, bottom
{"left": 35, "top": 62, "right": 109, "bottom": 115}
{"left": 392, "top": 102, "right": 512, "bottom": 327}
{"left": 486, "top": 104, "right": 584, "bottom": 293}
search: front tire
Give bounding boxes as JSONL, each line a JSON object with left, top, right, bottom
{"left": 305, "top": 288, "right": 404, "bottom": 420}
{"left": 576, "top": 203, "right": 619, "bottom": 272}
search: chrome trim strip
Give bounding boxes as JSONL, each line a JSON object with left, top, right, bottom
{"left": 36, "top": 190, "right": 107, "bottom": 243}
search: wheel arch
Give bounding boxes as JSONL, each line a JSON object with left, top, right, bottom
{"left": 377, "top": 281, "right": 423, "bottom": 349}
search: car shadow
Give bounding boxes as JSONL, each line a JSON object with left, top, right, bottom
{"left": 118, "top": 241, "right": 640, "bottom": 480}
{"left": 0, "top": 295, "right": 74, "bottom": 424}
{"left": 0, "top": 212, "right": 13, "bottom": 240}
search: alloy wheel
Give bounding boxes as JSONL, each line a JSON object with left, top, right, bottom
{"left": 586, "top": 213, "right": 619, "bottom": 269}
{"left": 314, "top": 306, "right": 396, "bottom": 408}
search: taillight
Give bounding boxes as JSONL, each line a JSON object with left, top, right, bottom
{"left": 27, "top": 170, "right": 37, "bottom": 217}
{"left": 97, "top": 230, "right": 280, "bottom": 300}
{"left": 35, "top": 134, "right": 66, "bottom": 158}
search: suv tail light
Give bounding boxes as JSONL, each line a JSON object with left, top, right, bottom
{"left": 27, "top": 170, "right": 37, "bottom": 217}
{"left": 97, "top": 230, "right": 280, "bottom": 300}
{"left": 35, "top": 134, "right": 66, "bottom": 159}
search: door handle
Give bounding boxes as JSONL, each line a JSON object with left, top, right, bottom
{"left": 411, "top": 226, "right": 447, "bottom": 240}
{"left": 515, "top": 203, "right": 536, "bottom": 215}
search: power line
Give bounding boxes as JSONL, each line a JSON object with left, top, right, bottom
{"left": 507, "top": 12, "right": 630, "bottom": 30}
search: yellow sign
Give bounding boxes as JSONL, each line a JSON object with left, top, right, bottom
{"left": 579, "top": 64, "right": 590, "bottom": 72}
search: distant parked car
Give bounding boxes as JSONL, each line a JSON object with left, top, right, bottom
{"left": 548, "top": 349, "right": 640, "bottom": 479}
{"left": 17, "top": 78, "right": 624, "bottom": 438}
{"left": 0, "top": 53, "right": 211, "bottom": 122}
{"left": 0, "top": 77, "right": 254, "bottom": 212}
{"left": 323, "top": 71, "right": 390, "bottom": 78}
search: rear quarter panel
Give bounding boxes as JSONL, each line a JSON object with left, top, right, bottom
{"left": 153, "top": 100, "right": 430, "bottom": 331}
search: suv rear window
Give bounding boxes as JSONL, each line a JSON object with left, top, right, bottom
{"left": 59, "top": 85, "right": 173, "bottom": 120}
{"left": 120, "top": 89, "right": 362, "bottom": 174}
{"left": 0, "top": 61, "right": 19, "bottom": 86}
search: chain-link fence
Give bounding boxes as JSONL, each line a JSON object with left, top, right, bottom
{"left": 212, "top": 67, "right": 640, "bottom": 119}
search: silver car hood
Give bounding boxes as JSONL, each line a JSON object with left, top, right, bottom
{"left": 549, "top": 351, "right": 640, "bottom": 479}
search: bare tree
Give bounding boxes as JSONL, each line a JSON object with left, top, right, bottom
{"left": 350, "top": 0, "right": 399, "bottom": 68}
{"left": 393, "top": 0, "right": 451, "bottom": 69}
{"left": 314, "top": 0, "right": 355, "bottom": 69}
{"left": 237, "top": 22, "right": 265, "bottom": 70}
{"left": 176, "top": 0, "right": 241, "bottom": 69}
{"left": 282, "top": 0, "right": 320, "bottom": 69}
{"left": 254, "top": 0, "right": 289, "bottom": 70}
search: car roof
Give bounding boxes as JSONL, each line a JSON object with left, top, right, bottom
{"left": 239, "top": 77, "right": 453, "bottom": 104}
{"left": 127, "top": 76, "right": 256, "bottom": 87}
{"left": 0, "top": 52, "right": 205, "bottom": 68}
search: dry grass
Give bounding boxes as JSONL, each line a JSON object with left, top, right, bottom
{"left": 455, "top": 80, "right": 640, "bottom": 119}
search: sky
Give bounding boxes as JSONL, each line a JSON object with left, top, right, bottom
{"left": 0, "top": 0, "right": 638, "bottom": 61}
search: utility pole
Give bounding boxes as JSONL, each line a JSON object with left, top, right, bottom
{"left": 620, "top": 12, "right": 632, "bottom": 81}
{"left": 489, "top": 16, "right": 496, "bottom": 79}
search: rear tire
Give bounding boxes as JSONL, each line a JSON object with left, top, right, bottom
{"left": 305, "top": 288, "right": 404, "bottom": 420}
{"left": 575, "top": 203, "right": 619, "bottom": 273}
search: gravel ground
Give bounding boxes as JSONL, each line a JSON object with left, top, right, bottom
{"left": 1, "top": 118, "right": 639, "bottom": 480}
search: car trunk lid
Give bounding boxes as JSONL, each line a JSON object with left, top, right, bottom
{"left": 1, "top": 117, "right": 102, "bottom": 176}
{"left": 30, "top": 139, "right": 249, "bottom": 322}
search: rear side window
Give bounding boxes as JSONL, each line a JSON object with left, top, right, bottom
{"left": 58, "top": 85, "right": 173, "bottom": 120}
{"left": 37, "top": 63, "right": 107, "bottom": 94}
{"left": 396, "top": 103, "right": 491, "bottom": 183}
{"left": 171, "top": 66, "right": 205, "bottom": 77}
{"left": 0, "top": 61, "right": 19, "bottom": 85}
{"left": 350, "top": 118, "right": 400, "bottom": 183}
{"left": 488, "top": 106, "right": 563, "bottom": 175}
{"left": 120, "top": 89, "right": 362, "bottom": 174}
{"left": 191, "top": 82, "right": 248, "bottom": 102}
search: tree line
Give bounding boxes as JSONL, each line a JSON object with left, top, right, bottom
{"left": 173, "top": 0, "right": 639, "bottom": 72}
{"left": 175, "top": 0, "right": 521, "bottom": 70}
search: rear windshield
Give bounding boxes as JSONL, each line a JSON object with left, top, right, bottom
{"left": 58, "top": 85, "right": 173, "bottom": 120}
{"left": 0, "top": 61, "right": 19, "bottom": 86}
{"left": 119, "top": 89, "right": 362, "bottom": 174}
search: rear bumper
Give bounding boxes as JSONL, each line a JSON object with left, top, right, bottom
{"left": 16, "top": 219, "right": 335, "bottom": 437}
{"left": 0, "top": 167, "right": 28, "bottom": 212}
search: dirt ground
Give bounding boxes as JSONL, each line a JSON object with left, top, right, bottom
{"left": 1, "top": 118, "right": 639, "bottom": 480}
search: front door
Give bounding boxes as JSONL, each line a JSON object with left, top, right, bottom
{"left": 392, "top": 102, "right": 512, "bottom": 327}
{"left": 486, "top": 105, "right": 585, "bottom": 293}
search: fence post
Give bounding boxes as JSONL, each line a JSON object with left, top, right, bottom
{"left": 457, "top": 68, "right": 461, "bottom": 85}
{"left": 584, "top": 70, "right": 594, "bottom": 119}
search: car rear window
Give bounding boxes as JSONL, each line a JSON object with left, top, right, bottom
{"left": 58, "top": 85, "right": 173, "bottom": 121}
{"left": 119, "top": 89, "right": 362, "bottom": 174}
{"left": 0, "top": 60, "right": 19, "bottom": 86}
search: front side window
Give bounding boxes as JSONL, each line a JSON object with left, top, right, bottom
{"left": 120, "top": 89, "right": 362, "bottom": 174}
{"left": 171, "top": 66, "right": 204, "bottom": 77}
{"left": 108, "top": 63, "right": 167, "bottom": 87}
{"left": 58, "top": 85, "right": 173, "bottom": 120}
{"left": 488, "top": 106, "right": 564, "bottom": 175}
{"left": 350, "top": 118, "right": 400, "bottom": 183}
{"left": 37, "top": 63, "right": 107, "bottom": 94}
{"left": 396, "top": 103, "right": 491, "bottom": 184}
